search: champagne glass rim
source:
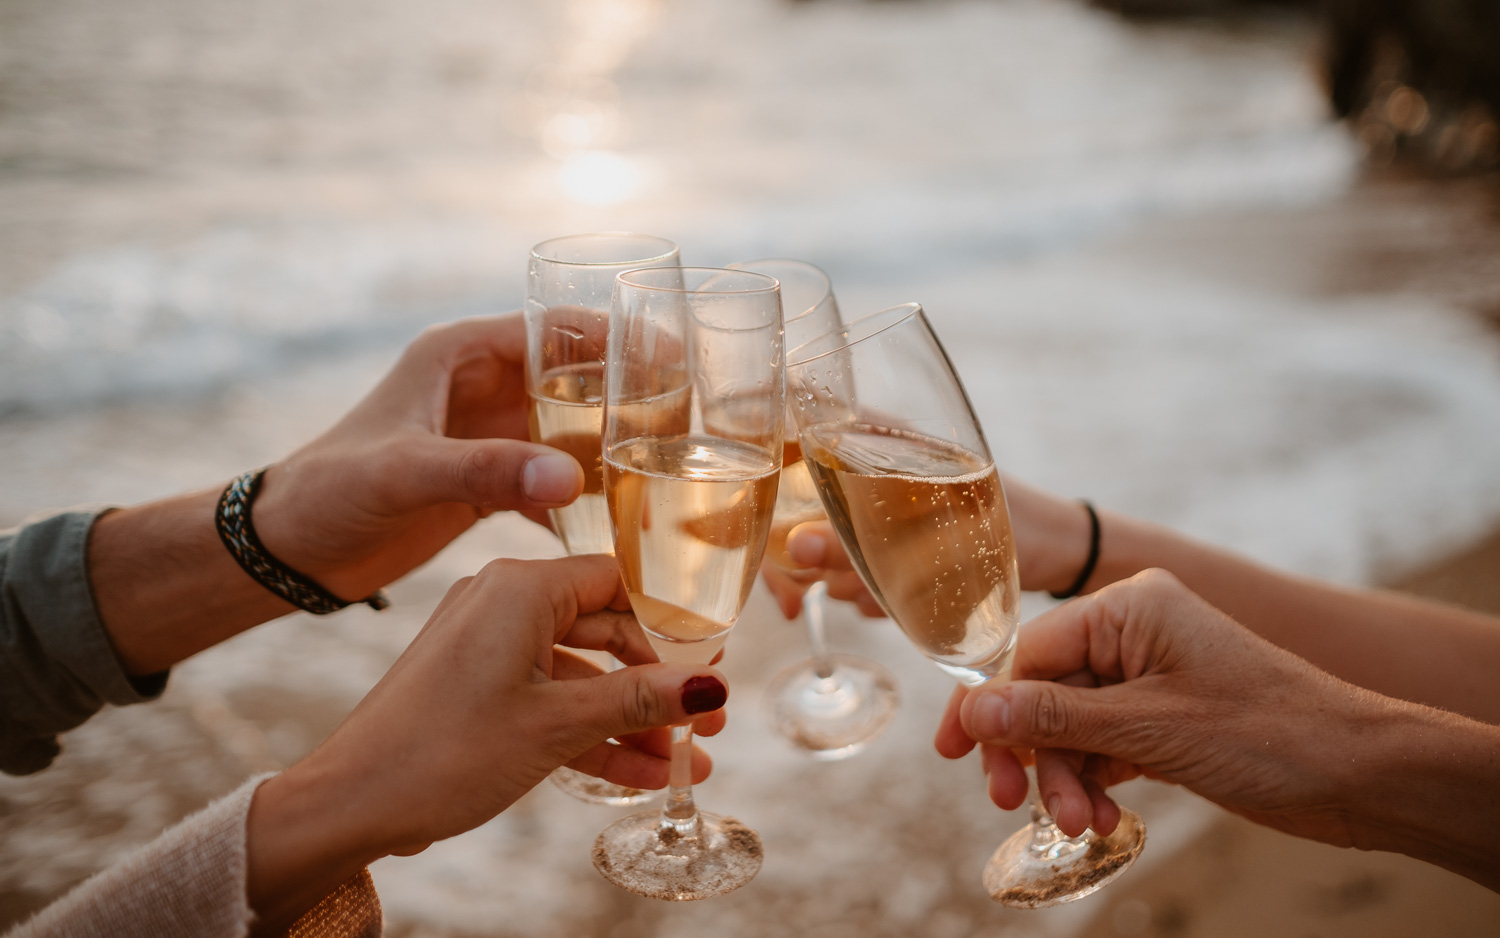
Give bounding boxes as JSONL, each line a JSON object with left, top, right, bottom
{"left": 530, "top": 232, "right": 679, "bottom": 268}
{"left": 726, "top": 257, "right": 832, "bottom": 326}
{"left": 616, "top": 266, "right": 780, "bottom": 296}
{"left": 787, "top": 302, "right": 922, "bottom": 367}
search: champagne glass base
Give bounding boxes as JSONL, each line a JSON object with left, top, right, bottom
{"left": 982, "top": 807, "right": 1146, "bottom": 908}
{"left": 764, "top": 654, "right": 900, "bottom": 760}
{"left": 593, "top": 810, "right": 763, "bottom": 901}
{"left": 549, "top": 767, "right": 658, "bottom": 807}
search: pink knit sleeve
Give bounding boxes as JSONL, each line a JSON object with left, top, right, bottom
{"left": 6, "top": 775, "right": 382, "bottom": 938}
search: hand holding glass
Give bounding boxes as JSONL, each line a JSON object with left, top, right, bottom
{"left": 592, "top": 267, "right": 783, "bottom": 901}
{"left": 728, "top": 258, "right": 899, "bottom": 759}
{"left": 524, "top": 232, "right": 680, "bottom": 806}
{"left": 785, "top": 303, "right": 1146, "bottom": 907}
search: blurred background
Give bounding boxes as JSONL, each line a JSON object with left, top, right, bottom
{"left": 2, "top": 0, "right": 1499, "bottom": 935}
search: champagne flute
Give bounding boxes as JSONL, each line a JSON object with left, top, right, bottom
{"left": 592, "top": 267, "right": 783, "bottom": 901}
{"left": 525, "top": 232, "right": 679, "bottom": 807}
{"left": 786, "top": 303, "right": 1146, "bottom": 908}
{"left": 728, "top": 259, "right": 899, "bottom": 759}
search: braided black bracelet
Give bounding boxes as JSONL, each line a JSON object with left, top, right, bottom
{"left": 215, "top": 468, "right": 389, "bottom": 615}
{"left": 1049, "top": 500, "right": 1101, "bottom": 600}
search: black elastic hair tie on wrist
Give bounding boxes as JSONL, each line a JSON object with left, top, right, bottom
{"left": 215, "top": 467, "right": 389, "bottom": 615}
{"left": 1049, "top": 500, "right": 1101, "bottom": 601}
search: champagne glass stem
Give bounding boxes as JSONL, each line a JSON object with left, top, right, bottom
{"left": 1029, "top": 797, "right": 1056, "bottom": 844}
{"left": 1022, "top": 770, "right": 1078, "bottom": 857}
{"left": 803, "top": 580, "right": 836, "bottom": 681}
{"left": 764, "top": 576, "right": 901, "bottom": 758}
{"left": 662, "top": 723, "right": 699, "bottom": 836}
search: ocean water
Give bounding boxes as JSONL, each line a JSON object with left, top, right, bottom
{"left": 5, "top": 1, "right": 1500, "bottom": 935}
{"left": 1, "top": 0, "right": 1350, "bottom": 414}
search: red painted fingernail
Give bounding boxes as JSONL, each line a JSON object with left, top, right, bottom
{"left": 681, "top": 675, "right": 727, "bottom": 714}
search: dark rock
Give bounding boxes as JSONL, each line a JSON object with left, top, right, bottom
{"left": 1091, "top": 0, "right": 1500, "bottom": 172}
{"left": 1322, "top": 0, "right": 1500, "bottom": 172}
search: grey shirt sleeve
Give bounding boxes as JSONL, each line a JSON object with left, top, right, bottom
{"left": 0, "top": 508, "right": 168, "bottom": 775}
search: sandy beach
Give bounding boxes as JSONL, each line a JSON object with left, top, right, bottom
{"left": 3, "top": 1, "right": 1500, "bottom": 935}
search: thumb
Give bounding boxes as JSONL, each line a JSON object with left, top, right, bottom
{"left": 961, "top": 679, "right": 1138, "bottom": 758}
{"left": 786, "top": 523, "right": 856, "bottom": 572}
{"left": 387, "top": 436, "right": 583, "bottom": 513}
{"left": 559, "top": 665, "right": 729, "bottom": 747}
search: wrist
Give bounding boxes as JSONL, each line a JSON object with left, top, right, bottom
{"left": 246, "top": 762, "right": 388, "bottom": 933}
{"left": 245, "top": 461, "right": 339, "bottom": 591}
{"left": 1335, "top": 693, "right": 1500, "bottom": 890}
{"left": 1047, "top": 501, "right": 1100, "bottom": 600}
{"left": 1012, "top": 487, "right": 1095, "bottom": 595}
{"left": 234, "top": 463, "right": 389, "bottom": 608}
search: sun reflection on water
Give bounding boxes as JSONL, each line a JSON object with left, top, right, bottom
{"left": 510, "top": 0, "right": 664, "bottom": 205}
{"left": 558, "top": 150, "right": 644, "bottom": 205}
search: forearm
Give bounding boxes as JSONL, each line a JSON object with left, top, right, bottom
{"left": 1343, "top": 699, "right": 1500, "bottom": 891}
{"left": 90, "top": 487, "right": 292, "bottom": 675}
{"left": 1085, "top": 507, "right": 1500, "bottom": 723}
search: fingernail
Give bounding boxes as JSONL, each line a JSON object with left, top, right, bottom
{"left": 970, "top": 692, "right": 1010, "bottom": 740}
{"left": 786, "top": 528, "right": 825, "bottom": 566}
{"left": 522, "top": 453, "right": 580, "bottom": 504}
{"left": 1045, "top": 794, "right": 1062, "bottom": 820}
{"left": 681, "top": 675, "right": 728, "bottom": 714}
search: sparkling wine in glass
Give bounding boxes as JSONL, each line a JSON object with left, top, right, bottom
{"left": 592, "top": 267, "right": 783, "bottom": 901}
{"left": 786, "top": 303, "right": 1146, "bottom": 908}
{"left": 524, "top": 232, "right": 679, "bottom": 806}
{"left": 728, "top": 259, "right": 898, "bottom": 759}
